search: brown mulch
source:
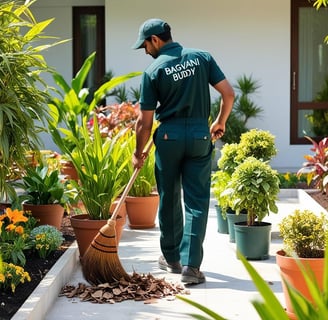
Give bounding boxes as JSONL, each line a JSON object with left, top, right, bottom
{"left": 60, "top": 272, "right": 189, "bottom": 304}
{"left": 308, "top": 190, "right": 328, "bottom": 211}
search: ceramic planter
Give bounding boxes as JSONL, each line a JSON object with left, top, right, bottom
{"left": 226, "top": 209, "right": 248, "bottom": 243}
{"left": 276, "top": 250, "right": 325, "bottom": 319}
{"left": 215, "top": 205, "right": 229, "bottom": 234}
{"left": 22, "top": 203, "right": 65, "bottom": 230}
{"left": 234, "top": 221, "right": 271, "bottom": 260}
{"left": 125, "top": 193, "right": 159, "bottom": 229}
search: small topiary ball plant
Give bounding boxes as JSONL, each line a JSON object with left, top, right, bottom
{"left": 279, "top": 209, "right": 328, "bottom": 258}
{"left": 236, "top": 128, "right": 277, "bottom": 163}
{"left": 224, "top": 156, "right": 280, "bottom": 226}
{"left": 30, "top": 225, "right": 64, "bottom": 259}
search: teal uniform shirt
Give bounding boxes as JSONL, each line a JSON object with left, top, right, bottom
{"left": 139, "top": 42, "right": 226, "bottom": 121}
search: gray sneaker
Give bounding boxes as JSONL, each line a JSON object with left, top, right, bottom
{"left": 181, "top": 266, "right": 206, "bottom": 284}
{"left": 158, "top": 255, "right": 182, "bottom": 273}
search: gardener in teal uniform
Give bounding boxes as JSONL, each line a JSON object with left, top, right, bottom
{"left": 132, "top": 18, "right": 234, "bottom": 284}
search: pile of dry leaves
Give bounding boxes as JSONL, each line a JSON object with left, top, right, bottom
{"left": 60, "top": 272, "right": 189, "bottom": 304}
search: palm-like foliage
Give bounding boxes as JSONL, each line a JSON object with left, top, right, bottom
{"left": 0, "top": 0, "right": 66, "bottom": 202}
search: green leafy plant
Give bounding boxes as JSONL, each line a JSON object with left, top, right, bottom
{"left": 0, "top": 0, "right": 67, "bottom": 204}
{"left": 67, "top": 116, "right": 130, "bottom": 220}
{"left": 211, "top": 170, "right": 231, "bottom": 215}
{"left": 236, "top": 129, "right": 277, "bottom": 163}
{"left": 30, "top": 225, "right": 64, "bottom": 259}
{"left": 16, "top": 165, "right": 68, "bottom": 206}
{"left": 279, "top": 209, "right": 328, "bottom": 258}
{"left": 48, "top": 52, "right": 142, "bottom": 155}
{"left": 120, "top": 129, "right": 157, "bottom": 197}
{"left": 217, "top": 143, "right": 240, "bottom": 176}
{"left": 223, "top": 157, "right": 280, "bottom": 226}
{"left": 297, "top": 136, "right": 328, "bottom": 193}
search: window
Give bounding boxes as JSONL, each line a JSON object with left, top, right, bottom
{"left": 73, "top": 6, "right": 105, "bottom": 95}
{"left": 291, "top": 0, "right": 328, "bottom": 144}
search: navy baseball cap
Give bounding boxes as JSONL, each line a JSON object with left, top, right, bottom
{"left": 132, "top": 18, "right": 169, "bottom": 49}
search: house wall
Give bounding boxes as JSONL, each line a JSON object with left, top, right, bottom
{"left": 32, "top": 0, "right": 312, "bottom": 172}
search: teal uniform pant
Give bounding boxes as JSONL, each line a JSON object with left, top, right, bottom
{"left": 153, "top": 118, "right": 213, "bottom": 268}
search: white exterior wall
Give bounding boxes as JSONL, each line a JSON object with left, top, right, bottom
{"left": 32, "top": 0, "right": 313, "bottom": 171}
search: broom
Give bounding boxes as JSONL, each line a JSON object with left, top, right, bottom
{"left": 81, "top": 140, "right": 154, "bottom": 285}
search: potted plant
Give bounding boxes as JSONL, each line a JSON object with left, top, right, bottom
{"left": 0, "top": 1, "right": 67, "bottom": 209}
{"left": 215, "top": 143, "right": 246, "bottom": 241}
{"left": 122, "top": 129, "right": 159, "bottom": 229}
{"left": 223, "top": 156, "right": 280, "bottom": 259}
{"left": 211, "top": 169, "right": 230, "bottom": 234}
{"left": 276, "top": 208, "right": 328, "bottom": 319}
{"left": 46, "top": 53, "right": 142, "bottom": 256}
{"left": 63, "top": 116, "right": 130, "bottom": 257}
{"left": 15, "top": 164, "right": 68, "bottom": 230}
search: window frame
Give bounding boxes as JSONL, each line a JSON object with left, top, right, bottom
{"left": 72, "top": 6, "right": 105, "bottom": 89}
{"left": 290, "top": 0, "right": 328, "bottom": 144}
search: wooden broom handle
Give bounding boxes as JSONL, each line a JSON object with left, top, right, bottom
{"left": 109, "top": 139, "right": 154, "bottom": 222}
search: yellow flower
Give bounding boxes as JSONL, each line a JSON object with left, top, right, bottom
{"left": 5, "top": 224, "right": 15, "bottom": 232}
{"left": 0, "top": 274, "right": 5, "bottom": 283}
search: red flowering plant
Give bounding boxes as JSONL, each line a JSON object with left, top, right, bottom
{"left": 87, "top": 101, "right": 140, "bottom": 138}
{"left": 297, "top": 136, "right": 328, "bottom": 193}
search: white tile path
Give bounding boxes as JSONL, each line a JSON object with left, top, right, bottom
{"left": 13, "top": 189, "right": 327, "bottom": 320}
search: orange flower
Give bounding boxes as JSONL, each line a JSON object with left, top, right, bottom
{"left": 5, "top": 208, "right": 28, "bottom": 224}
{"left": 15, "top": 226, "right": 24, "bottom": 235}
{"left": 0, "top": 213, "right": 6, "bottom": 221}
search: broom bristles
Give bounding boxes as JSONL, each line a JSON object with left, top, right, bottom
{"left": 81, "top": 220, "right": 130, "bottom": 284}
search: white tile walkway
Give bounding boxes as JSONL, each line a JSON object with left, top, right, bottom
{"left": 13, "top": 189, "right": 327, "bottom": 320}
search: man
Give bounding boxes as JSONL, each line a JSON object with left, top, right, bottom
{"left": 132, "top": 18, "right": 234, "bottom": 284}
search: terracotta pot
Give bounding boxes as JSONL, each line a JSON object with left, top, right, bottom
{"left": 276, "top": 250, "right": 325, "bottom": 319}
{"left": 70, "top": 213, "right": 125, "bottom": 258}
{"left": 60, "top": 160, "right": 79, "bottom": 180}
{"left": 22, "top": 203, "right": 65, "bottom": 230}
{"left": 111, "top": 198, "right": 127, "bottom": 227}
{"left": 125, "top": 193, "right": 159, "bottom": 229}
